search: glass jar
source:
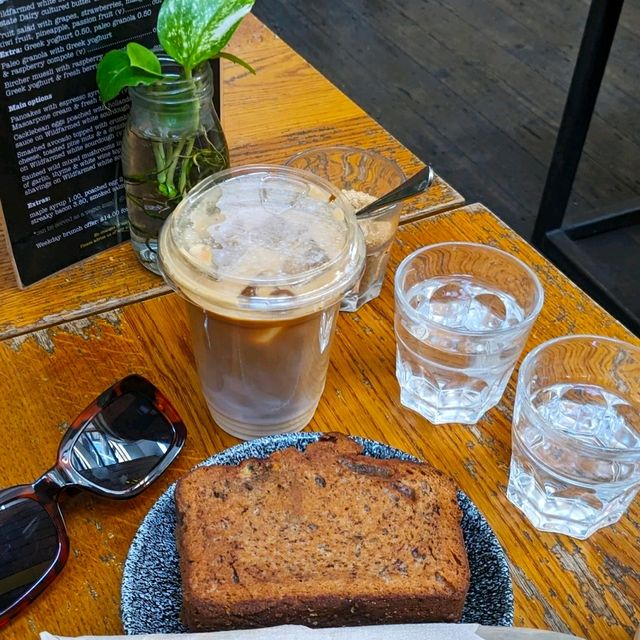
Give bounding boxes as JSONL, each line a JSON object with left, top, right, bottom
{"left": 121, "top": 57, "right": 229, "bottom": 274}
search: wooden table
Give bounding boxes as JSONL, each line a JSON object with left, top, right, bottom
{"left": 1, "top": 203, "right": 638, "bottom": 640}
{"left": 0, "top": 14, "right": 463, "bottom": 343}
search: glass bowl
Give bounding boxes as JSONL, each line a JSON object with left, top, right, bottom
{"left": 286, "top": 146, "right": 405, "bottom": 311}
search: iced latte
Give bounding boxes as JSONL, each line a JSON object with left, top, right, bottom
{"left": 158, "top": 166, "right": 365, "bottom": 439}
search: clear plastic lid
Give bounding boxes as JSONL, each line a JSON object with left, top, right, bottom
{"left": 158, "top": 165, "right": 365, "bottom": 319}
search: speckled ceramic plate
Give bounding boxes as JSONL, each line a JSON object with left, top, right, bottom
{"left": 121, "top": 432, "right": 514, "bottom": 633}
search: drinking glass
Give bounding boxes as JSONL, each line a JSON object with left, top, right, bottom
{"left": 507, "top": 335, "right": 640, "bottom": 539}
{"left": 286, "top": 146, "right": 405, "bottom": 311}
{"left": 394, "top": 242, "right": 544, "bottom": 424}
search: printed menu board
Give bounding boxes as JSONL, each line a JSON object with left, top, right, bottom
{"left": 0, "top": 0, "right": 221, "bottom": 286}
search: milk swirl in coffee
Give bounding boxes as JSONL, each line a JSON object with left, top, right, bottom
{"left": 159, "top": 166, "right": 365, "bottom": 439}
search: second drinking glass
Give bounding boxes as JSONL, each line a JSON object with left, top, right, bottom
{"left": 508, "top": 335, "right": 640, "bottom": 539}
{"left": 394, "top": 242, "right": 544, "bottom": 424}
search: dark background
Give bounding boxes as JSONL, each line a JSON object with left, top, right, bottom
{"left": 254, "top": 0, "right": 640, "bottom": 329}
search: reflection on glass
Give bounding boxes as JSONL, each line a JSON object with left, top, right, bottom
{"left": 70, "top": 393, "right": 173, "bottom": 491}
{"left": 0, "top": 498, "right": 58, "bottom": 612}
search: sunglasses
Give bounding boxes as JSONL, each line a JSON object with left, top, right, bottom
{"left": 0, "top": 375, "right": 186, "bottom": 628}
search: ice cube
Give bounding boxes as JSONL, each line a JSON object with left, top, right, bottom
{"left": 424, "top": 282, "right": 471, "bottom": 329}
{"left": 282, "top": 239, "right": 329, "bottom": 274}
{"left": 466, "top": 293, "right": 508, "bottom": 331}
{"left": 532, "top": 386, "right": 562, "bottom": 413}
{"left": 604, "top": 404, "right": 640, "bottom": 448}
{"left": 259, "top": 175, "right": 308, "bottom": 214}
{"left": 554, "top": 386, "right": 609, "bottom": 443}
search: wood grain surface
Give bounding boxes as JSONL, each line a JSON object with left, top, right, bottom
{"left": 0, "top": 204, "right": 637, "bottom": 640}
{"left": 0, "top": 13, "right": 463, "bottom": 343}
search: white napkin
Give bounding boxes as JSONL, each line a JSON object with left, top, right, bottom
{"left": 40, "top": 623, "right": 585, "bottom": 640}
{"left": 40, "top": 624, "right": 480, "bottom": 640}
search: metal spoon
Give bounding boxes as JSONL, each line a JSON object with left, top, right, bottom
{"left": 355, "top": 164, "right": 435, "bottom": 219}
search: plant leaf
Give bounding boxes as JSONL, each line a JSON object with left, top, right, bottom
{"left": 126, "top": 42, "right": 163, "bottom": 76}
{"left": 158, "top": 0, "right": 255, "bottom": 73}
{"left": 217, "top": 51, "right": 256, "bottom": 74}
{"left": 96, "top": 48, "right": 162, "bottom": 102}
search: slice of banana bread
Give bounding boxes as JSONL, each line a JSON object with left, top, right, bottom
{"left": 174, "top": 433, "right": 470, "bottom": 631}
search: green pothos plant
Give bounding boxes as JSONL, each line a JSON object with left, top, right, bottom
{"left": 96, "top": 0, "right": 255, "bottom": 201}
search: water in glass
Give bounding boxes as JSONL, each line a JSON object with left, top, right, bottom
{"left": 395, "top": 242, "right": 542, "bottom": 425}
{"left": 509, "top": 381, "right": 640, "bottom": 539}
{"left": 396, "top": 276, "right": 528, "bottom": 424}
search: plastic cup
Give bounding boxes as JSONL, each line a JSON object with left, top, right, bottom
{"left": 158, "top": 165, "right": 365, "bottom": 440}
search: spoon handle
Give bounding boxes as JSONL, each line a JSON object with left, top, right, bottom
{"left": 356, "top": 164, "right": 434, "bottom": 219}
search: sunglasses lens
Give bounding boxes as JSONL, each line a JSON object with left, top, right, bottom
{"left": 70, "top": 391, "right": 176, "bottom": 492}
{"left": 0, "top": 498, "right": 59, "bottom": 614}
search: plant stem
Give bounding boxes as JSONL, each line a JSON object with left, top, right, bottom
{"left": 165, "top": 138, "right": 187, "bottom": 195}
{"left": 178, "top": 138, "right": 195, "bottom": 194}
{"left": 148, "top": 65, "right": 209, "bottom": 201}
{"left": 175, "top": 64, "right": 200, "bottom": 197}
{"left": 152, "top": 142, "right": 167, "bottom": 184}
